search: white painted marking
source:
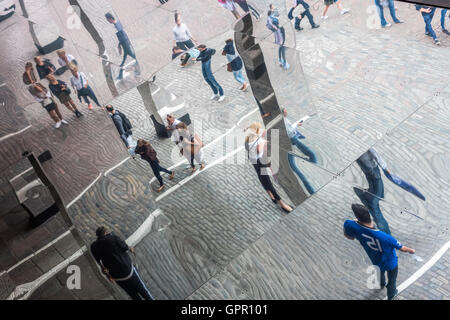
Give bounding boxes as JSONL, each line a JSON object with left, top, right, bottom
{"left": 0, "top": 230, "right": 73, "bottom": 277}
{"left": 125, "top": 209, "right": 163, "bottom": 248}
{"left": 151, "top": 86, "right": 160, "bottom": 96}
{"left": 384, "top": 240, "right": 450, "bottom": 300}
{"left": 158, "top": 102, "right": 185, "bottom": 119}
{"left": 104, "top": 157, "right": 130, "bottom": 176}
{"left": 0, "top": 82, "right": 6, "bottom": 88}
{"left": 155, "top": 146, "right": 244, "bottom": 202}
{"left": 9, "top": 167, "right": 34, "bottom": 182}
{"left": 266, "top": 114, "right": 283, "bottom": 130}
{"left": 65, "top": 173, "right": 102, "bottom": 209}
{"left": 259, "top": 92, "right": 274, "bottom": 104}
{"left": 165, "top": 80, "right": 176, "bottom": 89}
{"left": 0, "top": 125, "right": 32, "bottom": 143}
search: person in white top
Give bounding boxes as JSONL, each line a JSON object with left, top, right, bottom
{"left": 69, "top": 64, "right": 102, "bottom": 110}
{"left": 175, "top": 122, "right": 205, "bottom": 173}
{"left": 27, "top": 83, "right": 67, "bottom": 128}
{"left": 57, "top": 49, "right": 76, "bottom": 67}
{"left": 245, "top": 122, "right": 293, "bottom": 213}
{"left": 218, "top": 0, "right": 240, "bottom": 19}
{"left": 172, "top": 12, "right": 198, "bottom": 51}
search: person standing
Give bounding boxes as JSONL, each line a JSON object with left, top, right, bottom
{"left": 105, "top": 105, "right": 134, "bottom": 151}
{"left": 293, "top": 0, "right": 320, "bottom": 31}
{"left": 222, "top": 39, "right": 248, "bottom": 91}
{"left": 344, "top": 204, "right": 415, "bottom": 300}
{"left": 374, "top": 0, "right": 404, "bottom": 28}
{"left": 47, "top": 74, "right": 83, "bottom": 118}
{"left": 441, "top": 9, "right": 449, "bottom": 35}
{"left": 176, "top": 122, "right": 205, "bottom": 173}
{"left": 91, "top": 226, "right": 154, "bottom": 300}
{"left": 172, "top": 13, "right": 198, "bottom": 51}
{"left": 135, "top": 139, "right": 174, "bottom": 193}
{"left": 195, "top": 45, "right": 225, "bottom": 101}
{"left": 69, "top": 64, "right": 102, "bottom": 110}
{"left": 283, "top": 109, "right": 317, "bottom": 194}
{"left": 355, "top": 148, "right": 391, "bottom": 235}
{"left": 28, "top": 83, "right": 67, "bottom": 129}
{"left": 56, "top": 49, "right": 77, "bottom": 74}
{"left": 245, "top": 122, "right": 293, "bottom": 213}
{"left": 34, "top": 56, "right": 56, "bottom": 80}
{"left": 321, "top": 0, "right": 350, "bottom": 20}
{"left": 23, "top": 62, "right": 37, "bottom": 86}
{"left": 267, "top": 6, "right": 289, "bottom": 70}
{"left": 105, "top": 13, "right": 141, "bottom": 80}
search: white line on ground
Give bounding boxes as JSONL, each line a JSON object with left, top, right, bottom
{"left": 155, "top": 146, "right": 244, "bottom": 202}
{"left": 0, "top": 125, "right": 32, "bottom": 143}
{"left": 126, "top": 209, "right": 163, "bottom": 248}
{"left": 164, "top": 80, "right": 176, "bottom": 89}
{"left": 65, "top": 173, "right": 102, "bottom": 209}
{"left": 0, "top": 82, "right": 6, "bottom": 87}
{"left": 259, "top": 92, "right": 274, "bottom": 104}
{"left": 384, "top": 240, "right": 450, "bottom": 300}
{"left": 152, "top": 85, "right": 160, "bottom": 96}
{"left": 104, "top": 157, "right": 130, "bottom": 176}
{"left": 9, "top": 167, "right": 34, "bottom": 182}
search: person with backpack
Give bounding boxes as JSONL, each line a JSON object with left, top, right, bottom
{"left": 69, "top": 64, "right": 102, "bottom": 110}
{"left": 23, "top": 62, "right": 37, "bottom": 86}
{"left": 105, "top": 105, "right": 134, "bottom": 150}
{"left": 135, "top": 139, "right": 174, "bottom": 192}
{"left": 34, "top": 56, "right": 56, "bottom": 80}
{"left": 194, "top": 45, "right": 225, "bottom": 101}
{"left": 47, "top": 74, "right": 83, "bottom": 118}
{"left": 267, "top": 5, "right": 289, "bottom": 70}
{"left": 222, "top": 39, "right": 248, "bottom": 91}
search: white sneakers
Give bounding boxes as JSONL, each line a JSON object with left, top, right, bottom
{"left": 383, "top": 23, "right": 392, "bottom": 28}
{"left": 210, "top": 93, "right": 219, "bottom": 100}
{"left": 217, "top": 95, "right": 225, "bottom": 102}
{"left": 341, "top": 9, "right": 350, "bottom": 15}
{"left": 211, "top": 94, "right": 225, "bottom": 102}
{"left": 321, "top": 15, "right": 328, "bottom": 20}
{"left": 61, "top": 120, "right": 68, "bottom": 125}
{"left": 55, "top": 121, "right": 61, "bottom": 129}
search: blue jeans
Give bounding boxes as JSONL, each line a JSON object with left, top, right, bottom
{"left": 176, "top": 40, "right": 194, "bottom": 51}
{"left": 441, "top": 9, "right": 448, "bottom": 30}
{"left": 233, "top": 69, "right": 246, "bottom": 85}
{"left": 278, "top": 46, "right": 286, "bottom": 66}
{"left": 291, "top": 136, "right": 317, "bottom": 164}
{"left": 356, "top": 162, "right": 391, "bottom": 235}
{"left": 423, "top": 8, "right": 437, "bottom": 40}
{"left": 295, "top": 10, "right": 316, "bottom": 28}
{"left": 374, "top": 0, "right": 400, "bottom": 26}
{"left": 202, "top": 60, "right": 224, "bottom": 96}
{"left": 78, "top": 86, "right": 101, "bottom": 106}
{"left": 288, "top": 154, "right": 315, "bottom": 195}
{"left": 118, "top": 44, "right": 139, "bottom": 79}
{"left": 380, "top": 266, "right": 398, "bottom": 300}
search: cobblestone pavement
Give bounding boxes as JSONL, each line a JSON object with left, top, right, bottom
{"left": 0, "top": 0, "right": 449, "bottom": 300}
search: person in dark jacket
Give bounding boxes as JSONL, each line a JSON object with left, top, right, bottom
{"left": 293, "top": 0, "right": 320, "bottom": 31}
{"left": 105, "top": 13, "right": 141, "bottom": 80}
{"left": 135, "top": 139, "right": 174, "bottom": 192}
{"left": 194, "top": 45, "right": 225, "bottom": 101}
{"left": 47, "top": 74, "right": 83, "bottom": 118}
{"left": 106, "top": 105, "right": 133, "bottom": 149}
{"left": 34, "top": 56, "right": 56, "bottom": 80}
{"left": 222, "top": 39, "right": 248, "bottom": 91}
{"left": 91, "top": 226, "right": 154, "bottom": 300}
{"left": 416, "top": 5, "right": 441, "bottom": 45}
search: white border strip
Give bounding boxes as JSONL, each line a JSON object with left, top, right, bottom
{"left": 104, "top": 157, "right": 130, "bottom": 176}
{"left": 125, "top": 209, "right": 163, "bottom": 248}
{"left": 384, "top": 240, "right": 450, "bottom": 300}
{"left": 9, "top": 167, "right": 34, "bottom": 183}
{"left": 0, "top": 125, "right": 32, "bottom": 143}
{"left": 65, "top": 173, "right": 102, "bottom": 209}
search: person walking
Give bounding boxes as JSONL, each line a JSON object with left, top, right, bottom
{"left": 222, "top": 39, "right": 248, "bottom": 91}
{"left": 105, "top": 13, "right": 141, "bottom": 80}
{"left": 283, "top": 109, "right": 317, "bottom": 194}
{"left": 135, "top": 139, "right": 174, "bottom": 193}
{"left": 354, "top": 147, "right": 391, "bottom": 235}
{"left": 195, "top": 45, "right": 225, "bottom": 101}
{"left": 218, "top": 0, "right": 241, "bottom": 20}
{"left": 47, "top": 74, "right": 83, "bottom": 118}
{"left": 267, "top": 5, "right": 289, "bottom": 70}
{"left": 245, "top": 122, "right": 293, "bottom": 213}
{"left": 375, "top": 0, "right": 404, "bottom": 28}
{"left": 344, "top": 204, "right": 415, "bottom": 300}
{"left": 28, "top": 83, "right": 67, "bottom": 129}
{"left": 91, "top": 226, "right": 154, "bottom": 300}
{"left": 441, "top": 9, "right": 449, "bottom": 35}
{"left": 172, "top": 12, "right": 198, "bottom": 51}
{"left": 234, "top": 0, "right": 261, "bottom": 20}
{"left": 105, "top": 105, "right": 134, "bottom": 152}
{"left": 416, "top": 5, "right": 441, "bottom": 45}
{"left": 69, "top": 64, "right": 102, "bottom": 110}
{"left": 293, "top": 0, "right": 320, "bottom": 31}
{"left": 34, "top": 56, "right": 56, "bottom": 80}
{"left": 321, "top": 0, "right": 350, "bottom": 20}
{"left": 175, "top": 122, "right": 205, "bottom": 173}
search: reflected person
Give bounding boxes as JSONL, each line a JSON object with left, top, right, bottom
{"left": 374, "top": 0, "right": 404, "bottom": 28}
{"left": 293, "top": 0, "right": 320, "bottom": 31}
{"left": 105, "top": 13, "right": 141, "bottom": 80}
{"left": 173, "top": 13, "right": 198, "bottom": 51}
{"left": 195, "top": 45, "right": 225, "bottom": 102}
{"left": 106, "top": 105, "right": 134, "bottom": 153}
{"left": 283, "top": 108, "right": 317, "bottom": 195}
{"left": 441, "top": 9, "right": 449, "bottom": 34}
{"left": 355, "top": 147, "right": 391, "bottom": 235}
{"left": 415, "top": 5, "right": 440, "bottom": 45}
{"left": 267, "top": 5, "right": 289, "bottom": 69}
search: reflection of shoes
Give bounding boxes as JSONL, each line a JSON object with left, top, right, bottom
{"left": 262, "top": 112, "right": 271, "bottom": 118}
{"left": 283, "top": 62, "right": 290, "bottom": 70}
{"left": 394, "top": 19, "right": 404, "bottom": 23}
{"left": 434, "top": 39, "right": 441, "bottom": 45}
{"left": 61, "top": 119, "right": 68, "bottom": 125}
{"left": 75, "top": 111, "right": 83, "bottom": 118}
{"left": 443, "top": 29, "right": 450, "bottom": 35}
{"left": 190, "top": 167, "right": 197, "bottom": 174}
{"left": 169, "top": 171, "right": 175, "bottom": 180}
{"left": 281, "top": 205, "right": 293, "bottom": 213}
{"left": 200, "top": 164, "right": 205, "bottom": 171}
{"left": 241, "top": 83, "right": 249, "bottom": 91}
{"left": 382, "top": 23, "right": 392, "bottom": 28}
{"left": 295, "top": 26, "right": 303, "bottom": 31}
{"left": 321, "top": 16, "right": 328, "bottom": 20}
{"left": 425, "top": 32, "right": 432, "bottom": 37}
{"left": 55, "top": 121, "right": 61, "bottom": 129}
{"left": 210, "top": 94, "right": 219, "bottom": 100}
{"left": 388, "top": 289, "right": 399, "bottom": 300}
{"left": 312, "top": 24, "right": 320, "bottom": 29}
{"left": 156, "top": 185, "right": 165, "bottom": 193}
{"left": 88, "top": 104, "right": 93, "bottom": 110}
{"left": 341, "top": 9, "right": 350, "bottom": 15}
{"left": 218, "top": 95, "right": 225, "bottom": 102}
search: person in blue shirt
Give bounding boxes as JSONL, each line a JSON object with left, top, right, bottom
{"left": 415, "top": 5, "right": 441, "bottom": 45}
{"left": 194, "top": 45, "right": 225, "bottom": 102}
{"left": 105, "top": 13, "right": 141, "bottom": 80}
{"left": 441, "top": 9, "right": 449, "bottom": 35}
{"left": 344, "top": 203, "right": 415, "bottom": 300}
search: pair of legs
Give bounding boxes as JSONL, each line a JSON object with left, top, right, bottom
{"left": 441, "top": 9, "right": 448, "bottom": 31}
{"left": 187, "top": 149, "right": 205, "bottom": 172}
{"left": 295, "top": 10, "right": 319, "bottom": 29}
{"left": 79, "top": 86, "right": 101, "bottom": 108}
{"left": 46, "top": 103, "right": 64, "bottom": 123}
{"left": 158, "top": 0, "right": 168, "bottom": 4}
{"left": 288, "top": 135, "right": 318, "bottom": 194}
{"left": 380, "top": 266, "right": 398, "bottom": 300}
{"left": 235, "top": 1, "right": 260, "bottom": 19}
{"left": 202, "top": 60, "right": 224, "bottom": 97}
{"left": 253, "top": 162, "right": 292, "bottom": 212}
{"left": 149, "top": 159, "right": 173, "bottom": 190}
{"left": 232, "top": 68, "right": 247, "bottom": 89}
{"left": 422, "top": 8, "right": 438, "bottom": 41}
{"left": 176, "top": 40, "right": 194, "bottom": 51}
{"left": 323, "top": 0, "right": 349, "bottom": 17}
{"left": 374, "top": 0, "right": 401, "bottom": 27}
{"left": 116, "top": 266, "right": 154, "bottom": 300}
{"left": 118, "top": 44, "right": 140, "bottom": 79}
{"left": 60, "top": 97, "right": 81, "bottom": 115}
{"left": 278, "top": 45, "right": 289, "bottom": 68}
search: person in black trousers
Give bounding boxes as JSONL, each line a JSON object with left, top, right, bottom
{"left": 135, "top": 139, "right": 174, "bottom": 192}
{"left": 91, "top": 226, "right": 154, "bottom": 300}
{"left": 292, "top": 0, "right": 320, "bottom": 30}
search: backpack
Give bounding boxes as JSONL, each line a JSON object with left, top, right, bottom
{"left": 23, "top": 70, "right": 36, "bottom": 85}
{"left": 118, "top": 111, "right": 133, "bottom": 133}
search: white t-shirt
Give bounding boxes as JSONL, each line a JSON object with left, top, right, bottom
{"left": 173, "top": 23, "right": 192, "bottom": 42}
{"left": 70, "top": 72, "right": 88, "bottom": 90}
{"left": 58, "top": 54, "right": 75, "bottom": 67}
